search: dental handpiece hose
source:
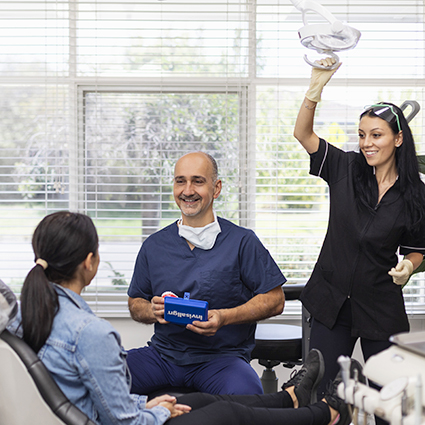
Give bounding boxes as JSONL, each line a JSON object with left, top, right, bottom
{"left": 338, "top": 356, "right": 351, "bottom": 388}
{"left": 337, "top": 356, "right": 353, "bottom": 420}
{"left": 337, "top": 354, "right": 352, "bottom": 416}
{"left": 352, "top": 369, "right": 359, "bottom": 425}
{"left": 415, "top": 374, "right": 422, "bottom": 425}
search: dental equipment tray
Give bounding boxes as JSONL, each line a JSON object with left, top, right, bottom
{"left": 390, "top": 330, "right": 425, "bottom": 358}
{"left": 164, "top": 292, "right": 208, "bottom": 325}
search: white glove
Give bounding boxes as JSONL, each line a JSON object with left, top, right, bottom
{"left": 305, "top": 58, "right": 341, "bottom": 103}
{"left": 388, "top": 259, "right": 414, "bottom": 286}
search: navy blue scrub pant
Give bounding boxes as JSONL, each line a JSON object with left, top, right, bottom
{"left": 169, "top": 391, "right": 331, "bottom": 425}
{"left": 127, "top": 345, "right": 263, "bottom": 395}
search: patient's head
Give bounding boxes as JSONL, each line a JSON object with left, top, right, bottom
{"left": 32, "top": 211, "right": 99, "bottom": 284}
{"left": 21, "top": 211, "right": 99, "bottom": 352}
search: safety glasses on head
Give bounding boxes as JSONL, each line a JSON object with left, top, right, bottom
{"left": 362, "top": 104, "right": 401, "bottom": 133}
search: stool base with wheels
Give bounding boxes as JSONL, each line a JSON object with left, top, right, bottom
{"left": 250, "top": 283, "right": 310, "bottom": 394}
{"left": 251, "top": 323, "right": 303, "bottom": 393}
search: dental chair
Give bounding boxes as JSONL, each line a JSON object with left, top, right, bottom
{"left": 0, "top": 328, "right": 96, "bottom": 425}
{"left": 251, "top": 283, "right": 310, "bottom": 393}
{"left": 0, "top": 278, "right": 94, "bottom": 424}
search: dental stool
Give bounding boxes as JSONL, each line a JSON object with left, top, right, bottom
{"left": 251, "top": 283, "right": 309, "bottom": 393}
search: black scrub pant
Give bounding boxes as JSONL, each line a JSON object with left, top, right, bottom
{"left": 171, "top": 391, "right": 331, "bottom": 425}
{"left": 309, "top": 298, "right": 392, "bottom": 425}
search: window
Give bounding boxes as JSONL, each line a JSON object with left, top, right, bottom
{"left": 1, "top": 0, "right": 424, "bottom": 316}
{"left": 79, "top": 87, "right": 245, "bottom": 310}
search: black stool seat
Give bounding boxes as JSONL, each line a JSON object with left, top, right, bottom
{"left": 251, "top": 323, "right": 302, "bottom": 364}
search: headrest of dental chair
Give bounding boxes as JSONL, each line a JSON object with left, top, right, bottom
{"left": 0, "top": 279, "right": 17, "bottom": 333}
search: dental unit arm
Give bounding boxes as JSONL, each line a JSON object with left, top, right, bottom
{"left": 290, "top": 0, "right": 361, "bottom": 69}
{"left": 400, "top": 100, "right": 421, "bottom": 124}
{"left": 336, "top": 331, "right": 425, "bottom": 425}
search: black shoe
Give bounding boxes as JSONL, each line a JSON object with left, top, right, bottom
{"left": 281, "top": 348, "right": 325, "bottom": 407}
{"left": 324, "top": 359, "right": 366, "bottom": 425}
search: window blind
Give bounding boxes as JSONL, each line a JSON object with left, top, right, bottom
{"left": 1, "top": 0, "right": 424, "bottom": 316}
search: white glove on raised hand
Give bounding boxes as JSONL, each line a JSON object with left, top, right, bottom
{"left": 305, "top": 58, "right": 341, "bottom": 103}
{"left": 388, "top": 259, "right": 414, "bottom": 286}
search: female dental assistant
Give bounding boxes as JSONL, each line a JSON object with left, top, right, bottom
{"left": 293, "top": 58, "right": 425, "bottom": 397}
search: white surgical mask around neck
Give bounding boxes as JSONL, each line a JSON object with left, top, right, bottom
{"left": 178, "top": 212, "right": 221, "bottom": 250}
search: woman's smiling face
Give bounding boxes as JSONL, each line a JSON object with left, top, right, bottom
{"left": 358, "top": 115, "right": 403, "bottom": 169}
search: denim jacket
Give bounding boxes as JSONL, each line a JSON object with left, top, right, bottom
{"left": 9, "top": 285, "right": 170, "bottom": 425}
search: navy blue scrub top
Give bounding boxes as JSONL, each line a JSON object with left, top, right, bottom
{"left": 128, "top": 217, "right": 286, "bottom": 365}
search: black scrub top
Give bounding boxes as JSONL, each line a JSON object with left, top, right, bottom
{"left": 300, "top": 139, "right": 425, "bottom": 340}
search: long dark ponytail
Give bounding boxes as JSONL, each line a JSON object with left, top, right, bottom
{"left": 354, "top": 102, "right": 425, "bottom": 231}
{"left": 21, "top": 211, "right": 98, "bottom": 353}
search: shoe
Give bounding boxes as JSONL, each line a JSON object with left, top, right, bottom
{"left": 281, "top": 348, "right": 325, "bottom": 407}
{"left": 324, "top": 359, "right": 366, "bottom": 425}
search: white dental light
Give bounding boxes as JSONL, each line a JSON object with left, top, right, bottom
{"left": 290, "top": 0, "right": 361, "bottom": 69}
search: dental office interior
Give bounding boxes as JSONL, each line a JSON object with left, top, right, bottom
{"left": 1, "top": 0, "right": 425, "bottom": 424}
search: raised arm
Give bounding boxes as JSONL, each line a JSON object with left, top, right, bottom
{"left": 294, "top": 96, "right": 321, "bottom": 154}
{"left": 294, "top": 58, "right": 341, "bottom": 154}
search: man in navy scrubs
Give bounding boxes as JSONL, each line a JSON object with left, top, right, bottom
{"left": 127, "top": 151, "right": 286, "bottom": 395}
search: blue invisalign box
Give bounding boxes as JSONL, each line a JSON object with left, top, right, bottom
{"left": 164, "top": 292, "right": 208, "bottom": 325}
